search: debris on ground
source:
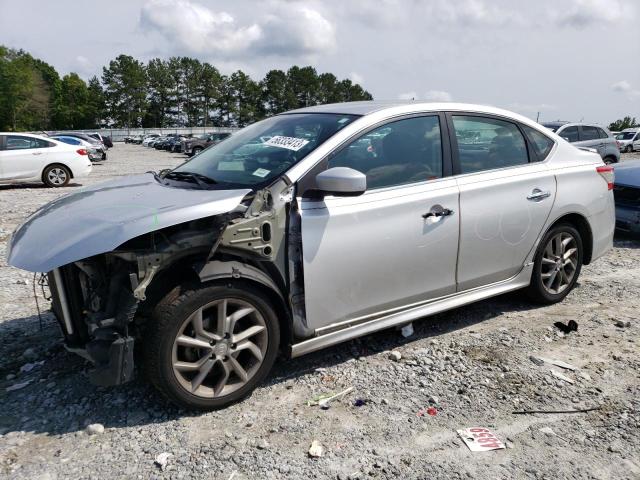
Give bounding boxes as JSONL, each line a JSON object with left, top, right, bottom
{"left": 554, "top": 320, "right": 578, "bottom": 334}
{"left": 86, "top": 423, "right": 105, "bottom": 435}
{"left": 513, "top": 406, "right": 601, "bottom": 415}
{"left": 417, "top": 406, "right": 438, "bottom": 417}
{"left": 154, "top": 452, "right": 172, "bottom": 471}
{"left": 551, "top": 369, "right": 575, "bottom": 384}
{"left": 6, "top": 380, "right": 31, "bottom": 392}
{"left": 400, "top": 323, "right": 414, "bottom": 338}
{"left": 353, "top": 398, "right": 367, "bottom": 407}
{"left": 529, "top": 355, "right": 545, "bottom": 366}
{"left": 457, "top": 427, "right": 506, "bottom": 452}
{"left": 308, "top": 440, "right": 325, "bottom": 458}
{"left": 538, "top": 427, "right": 568, "bottom": 442}
{"left": 318, "top": 387, "right": 354, "bottom": 409}
{"left": 615, "top": 319, "right": 631, "bottom": 328}
{"left": 388, "top": 350, "right": 402, "bottom": 361}
{"left": 540, "top": 358, "right": 577, "bottom": 371}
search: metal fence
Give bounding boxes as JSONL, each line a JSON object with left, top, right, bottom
{"left": 50, "top": 127, "right": 240, "bottom": 143}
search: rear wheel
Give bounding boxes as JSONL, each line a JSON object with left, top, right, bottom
{"left": 526, "top": 223, "right": 583, "bottom": 304}
{"left": 42, "top": 164, "right": 70, "bottom": 187}
{"left": 191, "top": 146, "right": 203, "bottom": 156}
{"left": 604, "top": 156, "right": 616, "bottom": 164}
{"left": 625, "top": 145, "right": 633, "bottom": 153}
{"left": 144, "top": 282, "right": 280, "bottom": 410}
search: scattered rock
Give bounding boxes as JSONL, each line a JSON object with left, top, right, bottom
{"left": 389, "top": 351, "right": 402, "bottom": 362}
{"left": 6, "top": 380, "right": 31, "bottom": 392}
{"left": 154, "top": 452, "right": 172, "bottom": 471}
{"left": 308, "top": 440, "right": 325, "bottom": 458}
{"left": 615, "top": 320, "right": 631, "bottom": 328}
{"left": 16, "top": 279, "right": 28, "bottom": 285}
{"left": 551, "top": 369, "right": 575, "bottom": 384}
{"left": 22, "top": 348, "right": 37, "bottom": 361}
{"left": 256, "top": 438, "right": 269, "bottom": 450}
{"left": 86, "top": 424, "right": 105, "bottom": 435}
{"left": 400, "top": 323, "right": 414, "bottom": 338}
{"left": 529, "top": 355, "right": 545, "bottom": 366}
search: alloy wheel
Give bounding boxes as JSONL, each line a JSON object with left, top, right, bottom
{"left": 540, "top": 232, "right": 578, "bottom": 294}
{"left": 48, "top": 168, "right": 67, "bottom": 185}
{"left": 171, "top": 298, "right": 268, "bottom": 398}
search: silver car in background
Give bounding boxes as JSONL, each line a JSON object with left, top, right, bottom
{"left": 7, "top": 102, "right": 615, "bottom": 410}
{"left": 616, "top": 128, "right": 639, "bottom": 153}
{"left": 542, "top": 122, "right": 620, "bottom": 163}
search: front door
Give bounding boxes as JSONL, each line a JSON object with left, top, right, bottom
{"left": 299, "top": 114, "right": 460, "bottom": 330}
{"left": 449, "top": 114, "right": 556, "bottom": 291}
{"left": 0, "top": 135, "right": 50, "bottom": 180}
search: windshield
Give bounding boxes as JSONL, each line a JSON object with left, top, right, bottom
{"left": 616, "top": 132, "right": 636, "bottom": 140}
{"left": 172, "top": 113, "right": 358, "bottom": 188}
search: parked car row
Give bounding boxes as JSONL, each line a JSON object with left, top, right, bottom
{"left": 128, "top": 132, "right": 233, "bottom": 156}
{"left": 615, "top": 128, "right": 640, "bottom": 153}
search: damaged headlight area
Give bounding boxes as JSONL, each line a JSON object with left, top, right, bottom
{"left": 46, "top": 214, "right": 234, "bottom": 387}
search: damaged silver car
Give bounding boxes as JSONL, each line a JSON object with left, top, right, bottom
{"left": 7, "top": 102, "right": 615, "bottom": 409}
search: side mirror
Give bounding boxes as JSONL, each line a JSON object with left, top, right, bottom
{"left": 315, "top": 167, "right": 366, "bottom": 197}
{"left": 158, "top": 168, "right": 171, "bottom": 178}
{"left": 562, "top": 136, "right": 571, "bottom": 142}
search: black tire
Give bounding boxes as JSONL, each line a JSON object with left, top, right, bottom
{"left": 526, "top": 223, "right": 583, "bottom": 304}
{"left": 143, "top": 282, "right": 280, "bottom": 410}
{"left": 191, "top": 146, "right": 203, "bottom": 156}
{"left": 42, "top": 164, "right": 71, "bottom": 187}
{"left": 604, "top": 156, "right": 617, "bottom": 164}
{"left": 625, "top": 145, "right": 633, "bottom": 153}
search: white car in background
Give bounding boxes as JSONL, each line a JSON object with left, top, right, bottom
{"left": 0, "top": 133, "right": 93, "bottom": 187}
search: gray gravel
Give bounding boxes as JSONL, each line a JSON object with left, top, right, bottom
{"left": 1, "top": 146, "right": 639, "bottom": 479}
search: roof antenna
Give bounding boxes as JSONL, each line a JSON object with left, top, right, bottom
{"left": 536, "top": 111, "right": 540, "bottom": 122}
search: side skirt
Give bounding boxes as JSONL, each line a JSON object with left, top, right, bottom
{"left": 290, "top": 264, "right": 533, "bottom": 358}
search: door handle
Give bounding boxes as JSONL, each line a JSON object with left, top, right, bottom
{"left": 422, "top": 205, "right": 454, "bottom": 219}
{"left": 31, "top": 152, "right": 43, "bottom": 155}
{"left": 527, "top": 188, "right": 551, "bottom": 201}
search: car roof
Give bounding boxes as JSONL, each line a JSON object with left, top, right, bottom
{"left": 622, "top": 127, "right": 640, "bottom": 132}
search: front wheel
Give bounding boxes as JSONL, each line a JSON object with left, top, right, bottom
{"left": 143, "top": 282, "right": 280, "bottom": 410}
{"left": 625, "top": 145, "right": 633, "bottom": 153}
{"left": 526, "top": 224, "right": 583, "bottom": 304}
{"left": 191, "top": 146, "right": 202, "bottom": 156}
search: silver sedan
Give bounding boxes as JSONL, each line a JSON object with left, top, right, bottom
{"left": 7, "top": 102, "right": 615, "bottom": 409}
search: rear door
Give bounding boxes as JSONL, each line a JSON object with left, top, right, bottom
{"left": 449, "top": 113, "right": 557, "bottom": 291}
{"left": 578, "top": 125, "right": 604, "bottom": 157}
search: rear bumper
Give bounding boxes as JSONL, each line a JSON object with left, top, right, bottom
{"left": 589, "top": 194, "right": 616, "bottom": 262}
{"left": 75, "top": 162, "right": 93, "bottom": 178}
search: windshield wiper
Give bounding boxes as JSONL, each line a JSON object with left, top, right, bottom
{"left": 164, "top": 171, "right": 218, "bottom": 187}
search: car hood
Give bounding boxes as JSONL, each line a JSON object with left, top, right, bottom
{"left": 7, "top": 173, "right": 251, "bottom": 272}
{"left": 614, "top": 160, "right": 640, "bottom": 187}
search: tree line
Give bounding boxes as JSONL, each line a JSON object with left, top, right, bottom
{"left": 0, "top": 47, "right": 373, "bottom": 131}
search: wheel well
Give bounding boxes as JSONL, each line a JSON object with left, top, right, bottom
{"left": 603, "top": 155, "right": 617, "bottom": 163}
{"left": 549, "top": 213, "right": 593, "bottom": 264}
{"left": 42, "top": 163, "right": 74, "bottom": 180}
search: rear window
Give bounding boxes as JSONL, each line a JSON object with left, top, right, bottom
{"left": 581, "top": 126, "right": 600, "bottom": 141}
{"left": 560, "top": 126, "right": 579, "bottom": 142}
{"left": 522, "top": 125, "right": 555, "bottom": 160}
{"left": 597, "top": 128, "right": 609, "bottom": 139}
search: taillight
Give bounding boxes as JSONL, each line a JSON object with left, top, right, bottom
{"left": 596, "top": 165, "right": 614, "bottom": 190}
{"left": 76, "top": 148, "right": 88, "bottom": 155}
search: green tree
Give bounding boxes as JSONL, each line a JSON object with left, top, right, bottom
{"left": 286, "top": 66, "right": 319, "bottom": 109}
{"left": 199, "top": 63, "right": 223, "bottom": 127}
{"left": 86, "top": 76, "right": 105, "bottom": 128}
{"left": 101, "top": 54, "right": 147, "bottom": 127}
{"left": 58, "top": 73, "right": 90, "bottom": 129}
{"left": 146, "top": 58, "right": 173, "bottom": 127}
{"left": 261, "top": 69, "right": 289, "bottom": 116}
{"left": 228, "top": 71, "right": 262, "bottom": 127}
{"left": 609, "top": 116, "right": 639, "bottom": 131}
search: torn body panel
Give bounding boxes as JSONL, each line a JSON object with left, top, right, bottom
{"left": 20, "top": 174, "right": 311, "bottom": 387}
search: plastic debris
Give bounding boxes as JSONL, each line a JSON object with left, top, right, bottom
{"left": 551, "top": 369, "right": 575, "bottom": 384}
{"left": 400, "top": 323, "right": 414, "bottom": 338}
{"left": 154, "top": 452, "right": 172, "bottom": 471}
{"left": 541, "top": 358, "right": 577, "bottom": 371}
{"left": 353, "top": 399, "right": 367, "bottom": 407}
{"left": 457, "top": 427, "right": 505, "bottom": 452}
{"left": 529, "top": 355, "right": 545, "bottom": 366}
{"left": 554, "top": 320, "right": 578, "bottom": 334}
{"left": 308, "top": 387, "right": 354, "bottom": 408}
{"left": 308, "top": 440, "right": 325, "bottom": 457}
{"left": 417, "top": 406, "right": 438, "bottom": 417}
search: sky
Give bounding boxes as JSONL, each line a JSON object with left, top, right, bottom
{"left": 0, "top": 0, "right": 638, "bottom": 125}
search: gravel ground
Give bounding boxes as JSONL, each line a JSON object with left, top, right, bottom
{"left": 1, "top": 146, "right": 639, "bottom": 480}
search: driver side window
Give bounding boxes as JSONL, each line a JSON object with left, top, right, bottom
{"left": 328, "top": 115, "right": 443, "bottom": 190}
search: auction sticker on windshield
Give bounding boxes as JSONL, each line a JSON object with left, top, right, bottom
{"left": 264, "top": 135, "right": 310, "bottom": 151}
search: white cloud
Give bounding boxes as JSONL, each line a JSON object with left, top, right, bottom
{"left": 139, "top": 0, "right": 335, "bottom": 58}
{"left": 259, "top": 4, "right": 336, "bottom": 56}
{"left": 349, "top": 72, "right": 364, "bottom": 85}
{"left": 611, "top": 80, "right": 640, "bottom": 98}
{"left": 140, "top": 0, "right": 261, "bottom": 55}
{"left": 398, "top": 91, "right": 418, "bottom": 100}
{"left": 552, "top": 0, "right": 627, "bottom": 27}
{"left": 425, "top": 0, "right": 521, "bottom": 27}
{"left": 424, "top": 90, "right": 453, "bottom": 102}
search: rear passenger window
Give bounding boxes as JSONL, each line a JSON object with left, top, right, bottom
{"left": 581, "top": 126, "right": 599, "bottom": 141}
{"left": 6, "top": 136, "right": 51, "bottom": 149}
{"left": 597, "top": 128, "right": 609, "bottom": 139}
{"left": 452, "top": 116, "right": 528, "bottom": 174}
{"left": 560, "top": 126, "right": 579, "bottom": 142}
{"left": 329, "top": 115, "right": 443, "bottom": 189}
{"left": 522, "top": 125, "right": 555, "bottom": 160}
